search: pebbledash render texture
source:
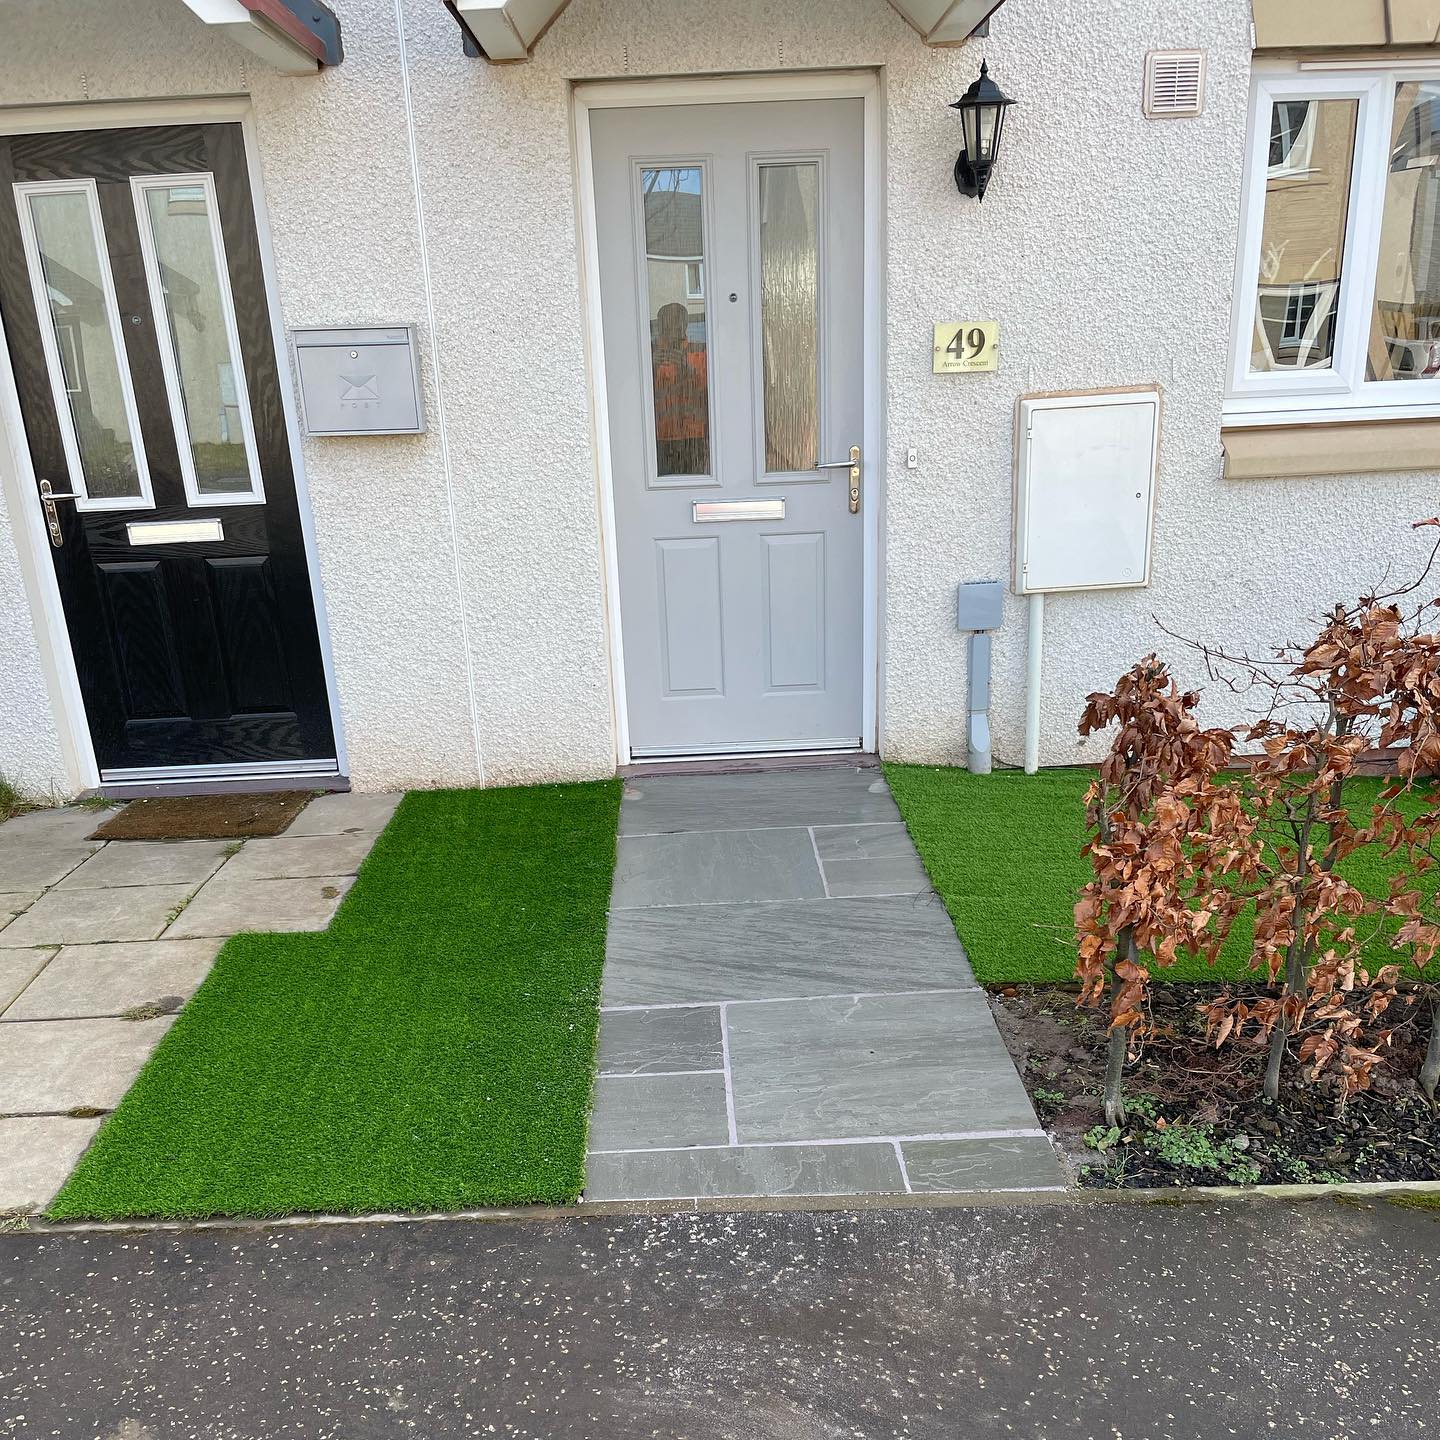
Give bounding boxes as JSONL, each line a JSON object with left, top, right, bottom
{"left": 0, "top": 0, "right": 1436, "bottom": 794}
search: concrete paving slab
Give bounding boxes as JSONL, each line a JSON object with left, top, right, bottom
{"left": 0, "top": 950, "right": 51, "bottom": 1014}
{"left": 285, "top": 792, "right": 401, "bottom": 836}
{"left": 0, "top": 842, "right": 103, "bottom": 892}
{"left": 165, "top": 874, "right": 355, "bottom": 938}
{"left": 0, "top": 807, "right": 113, "bottom": 843}
{"left": 0, "top": 1016, "right": 173, "bottom": 1112}
{"left": 726, "top": 991, "right": 1040, "bottom": 1144}
{"left": 588, "top": 1073, "right": 731, "bottom": 1151}
{"left": 0, "top": 1115, "right": 102, "bottom": 1211}
{"left": 603, "top": 894, "right": 973, "bottom": 1005}
{"left": 56, "top": 840, "right": 230, "bottom": 891}
{"left": 618, "top": 768, "right": 899, "bottom": 834}
{"left": 0, "top": 892, "right": 40, "bottom": 931}
{"left": 903, "top": 1136, "right": 1069, "bottom": 1192}
{"left": 0, "top": 885, "right": 193, "bottom": 948}
{"left": 584, "top": 1141, "right": 906, "bottom": 1201}
{"left": 596, "top": 1006, "right": 722, "bottom": 1076}
{"left": 612, "top": 828, "right": 825, "bottom": 908}
{"left": 3, "top": 938, "right": 223, "bottom": 1021}
{"left": 220, "top": 832, "right": 376, "bottom": 881}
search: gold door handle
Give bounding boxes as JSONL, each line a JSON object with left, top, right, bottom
{"left": 38, "top": 478, "right": 80, "bottom": 548}
{"left": 815, "top": 445, "right": 862, "bottom": 514}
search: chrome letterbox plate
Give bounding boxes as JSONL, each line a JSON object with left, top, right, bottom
{"left": 692, "top": 499, "right": 785, "bottom": 523}
{"left": 127, "top": 519, "right": 224, "bottom": 546}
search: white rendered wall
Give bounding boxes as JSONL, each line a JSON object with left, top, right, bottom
{"left": 0, "top": 0, "right": 1436, "bottom": 793}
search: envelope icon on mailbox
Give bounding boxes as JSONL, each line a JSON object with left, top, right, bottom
{"left": 338, "top": 372, "right": 378, "bottom": 401}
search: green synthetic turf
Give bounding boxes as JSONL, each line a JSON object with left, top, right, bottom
{"left": 49, "top": 782, "right": 621, "bottom": 1221}
{"left": 885, "top": 764, "right": 1437, "bottom": 986}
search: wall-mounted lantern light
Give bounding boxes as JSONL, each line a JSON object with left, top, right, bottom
{"left": 950, "top": 59, "right": 1016, "bottom": 201}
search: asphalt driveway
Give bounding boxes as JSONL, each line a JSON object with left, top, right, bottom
{"left": 2, "top": 1194, "right": 1435, "bottom": 1438}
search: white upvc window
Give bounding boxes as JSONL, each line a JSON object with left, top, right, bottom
{"left": 1227, "top": 65, "right": 1440, "bottom": 425}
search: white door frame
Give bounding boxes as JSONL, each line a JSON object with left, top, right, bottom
{"left": 0, "top": 95, "right": 348, "bottom": 790}
{"left": 572, "top": 70, "right": 885, "bottom": 767}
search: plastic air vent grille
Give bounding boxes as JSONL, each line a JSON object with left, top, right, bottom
{"left": 1144, "top": 50, "right": 1205, "bottom": 118}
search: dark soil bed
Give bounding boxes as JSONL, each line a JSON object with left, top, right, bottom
{"left": 992, "top": 984, "right": 1440, "bottom": 1189}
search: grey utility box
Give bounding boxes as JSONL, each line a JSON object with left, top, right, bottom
{"left": 291, "top": 325, "right": 425, "bottom": 436}
{"left": 956, "top": 578, "right": 1003, "bottom": 632}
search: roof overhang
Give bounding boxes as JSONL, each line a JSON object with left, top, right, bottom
{"left": 176, "top": 0, "right": 343, "bottom": 74}
{"left": 443, "top": 0, "right": 1002, "bottom": 62}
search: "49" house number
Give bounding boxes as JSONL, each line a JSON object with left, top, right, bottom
{"left": 933, "top": 320, "right": 999, "bottom": 374}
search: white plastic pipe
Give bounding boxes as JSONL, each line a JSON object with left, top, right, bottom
{"left": 967, "top": 631, "right": 993, "bottom": 775}
{"left": 1024, "top": 591, "right": 1045, "bottom": 774}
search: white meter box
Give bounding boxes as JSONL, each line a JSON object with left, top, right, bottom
{"left": 1013, "top": 388, "right": 1160, "bottom": 595}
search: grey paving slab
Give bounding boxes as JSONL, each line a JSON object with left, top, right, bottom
{"left": 603, "top": 894, "right": 974, "bottom": 1005}
{"left": 822, "top": 854, "right": 931, "bottom": 898}
{"left": 0, "top": 892, "right": 40, "bottom": 930}
{"left": 0, "top": 807, "right": 113, "bottom": 843}
{"left": 0, "top": 1115, "right": 103, "bottom": 1211}
{"left": 0, "top": 950, "right": 50, "bottom": 1013}
{"left": 812, "top": 822, "right": 931, "bottom": 896}
{"left": 3, "top": 938, "right": 223, "bottom": 1021}
{"left": 220, "top": 831, "right": 377, "bottom": 881}
{"left": 612, "top": 828, "right": 825, "bottom": 908}
{"left": 587, "top": 1072, "right": 730, "bottom": 1151}
{"left": 0, "top": 884, "right": 193, "bottom": 948}
{"left": 285, "top": 791, "right": 402, "bottom": 836}
{"left": 56, "top": 839, "right": 229, "bottom": 891}
{"left": 596, "top": 1006, "right": 722, "bottom": 1076}
{"left": 726, "top": 991, "right": 1041, "bottom": 1144}
{"left": 902, "top": 1135, "right": 1069, "bottom": 1192}
{"left": 619, "top": 768, "right": 900, "bottom": 835}
{"left": 0, "top": 1016, "right": 174, "bottom": 1112}
{"left": 165, "top": 874, "right": 355, "bottom": 938}
{"left": 584, "top": 1141, "right": 905, "bottom": 1201}
{"left": 0, "top": 841, "right": 103, "bottom": 893}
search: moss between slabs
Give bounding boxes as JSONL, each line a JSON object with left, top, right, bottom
{"left": 49, "top": 782, "right": 621, "bottom": 1222}
{"left": 885, "top": 764, "right": 1437, "bottom": 986}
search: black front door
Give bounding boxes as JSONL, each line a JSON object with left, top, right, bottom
{"left": 0, "top": 124, "right": 335, "bottom": 778}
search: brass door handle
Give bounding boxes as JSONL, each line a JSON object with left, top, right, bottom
{"left": 815, "top": 445, "right": 862, "bottom": 514}
{"left": 38, "top": 478, "right": 80, "bottom": 548}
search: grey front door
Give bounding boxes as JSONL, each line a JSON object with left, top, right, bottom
{"left": 592, "top": 99, "right": 866, "bottom": 758}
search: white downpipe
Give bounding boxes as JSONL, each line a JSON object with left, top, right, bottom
{"left": 1024, "top": 591, "right": 1045, "bottom": 775}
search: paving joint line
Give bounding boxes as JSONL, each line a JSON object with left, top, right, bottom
{"left": 600, "top": 987, "right": 983, "bottom": 1012}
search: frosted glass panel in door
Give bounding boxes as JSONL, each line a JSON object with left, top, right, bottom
{"left": 759, "top": 162, "right": 819, "bottom": 474}
{"left": 641, "top": 166, "right": 711, "bottom": 478}
{"left": 139, "top": 179, "right": 259, "bottom": 498}
{"left": 21, "top": 187, "right": 147, "bottom": 501}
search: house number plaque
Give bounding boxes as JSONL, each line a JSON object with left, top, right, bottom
{"left": 933, "top": 321, "right": 999, "bottom": 374}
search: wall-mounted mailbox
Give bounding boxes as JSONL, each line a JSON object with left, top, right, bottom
{"left": 291, "top": 325, "right": 424, "bottom": 436}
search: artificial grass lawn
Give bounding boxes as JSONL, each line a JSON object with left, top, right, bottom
{"left": 885, "top": 763, "right": 1437, "bottom": 986}
{"left": 50, "top": 782, "right": 621, "bottom": 1221}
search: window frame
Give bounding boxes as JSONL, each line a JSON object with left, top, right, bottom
{"left": 1227, "top": 64, "right": 1440, "bottom": 426}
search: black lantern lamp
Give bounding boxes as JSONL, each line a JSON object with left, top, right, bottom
{"left": 950, "top": 60, "right": 1016, "bottom": 201}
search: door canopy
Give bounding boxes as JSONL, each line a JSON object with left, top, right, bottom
{"left": 175, "top": 0, "right": 343, "bottom": 74}
{"left": 442, "top": 0, "right": 1005, "bottom": 62}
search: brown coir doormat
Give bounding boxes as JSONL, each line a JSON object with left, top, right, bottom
{"left": 89, "top": 791, "right": 313, "bottom": 842}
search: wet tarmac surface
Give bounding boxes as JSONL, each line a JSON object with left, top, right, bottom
{"left": 2, "top": 1195, "right": 1436, "bottom": 1438}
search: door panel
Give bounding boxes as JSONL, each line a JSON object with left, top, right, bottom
{"left": 763, "top": 532, "right": 825, "bottom": 691}
{"left": 0, "top": 123, "right": 334, "bottom": 777}
{"left": 656, "top": 537, "right": 724, "bottom": 697}
{"left": 593, "top": 100, "right": 865, "bottom": 757}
